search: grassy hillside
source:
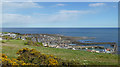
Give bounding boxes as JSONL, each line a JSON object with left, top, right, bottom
{"left": 2, "top": 40, "right": 118, "bottom": 65}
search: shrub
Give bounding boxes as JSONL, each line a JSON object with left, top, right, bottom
{"left": 24, "top": 41, "right": 29, "bottom": 45}
{"left": 16, "top": 38, "right": 21, "bottom": 40}
{"left": 16, "top": 48, "right": 80, "bottom": 66}
{"left": 1, "top": 48, "right": 80, "bottom": 66}
{"left": 24, "top": 41, "right": 43, "bottom": 47}
{"left": 16, "top": 48, "right": 59, "bottom": 65}
{"left": 3, "top": 32, "right": 8, "bottom": 34}
{"left": 24, "top": 41, "right": 33, "bottom": 45}
{"left": 2, "top": 36, "right": 13, "bottom": 40}
{"left": 0, "top": 53, "right": 34, "bottom": 66}
{"left": 25, "top": 37, "right": 32, "bottom": 40}
{"left": 14, "top": 33, "right": 21, "bottom": 35}
{"left": 35, "top": 42, "right": 43, "bottom": 46}
{"left": 1, "top": 40, "right": 6, "bottom": 43}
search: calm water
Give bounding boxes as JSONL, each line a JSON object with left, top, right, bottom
{"left": 2, "top": 28, "right": 120, "bottom": 53}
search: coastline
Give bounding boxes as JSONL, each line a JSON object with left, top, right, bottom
{"left": 1, "top": 32, "right": 118, "bottom": 54}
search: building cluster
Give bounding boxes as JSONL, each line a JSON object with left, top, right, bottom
{"left": 6, "top": 33, "right": 73, "bottom": 48}
{"left": 0, "top": 33, "right": 16, "bottom": 40}
{"left": 24, "top": 34, "right": 72, "bottom": 48}
{"left": 0, "top": 32, "right": 116, "bottom": 54}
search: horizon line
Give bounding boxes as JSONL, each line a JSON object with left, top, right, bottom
{"left": 1, "top": 27, "right": 119, "bottom": 28}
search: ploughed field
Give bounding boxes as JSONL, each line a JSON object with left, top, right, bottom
{"left": 1, "top": 40, "right": 118, "bottom": 65}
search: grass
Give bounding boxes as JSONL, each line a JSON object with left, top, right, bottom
{"left": 2, "top": 40, "right": 119, "bottom": 65}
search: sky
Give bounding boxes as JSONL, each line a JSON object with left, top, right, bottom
{"left": 2, "top": 2, "right": 118, "bottom": 28}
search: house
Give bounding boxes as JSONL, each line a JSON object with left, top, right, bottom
{"left": 10, "top": 34, "right": 16, "bottom": 38}
{"left": 48, "top": 45, "right": 57, "bottom": 48}
{"left": 42, "top": 43, "right": 48, "bottom": 47}
{"left": 0, "top": 37, "right": 2, "bottom": 41}
{"left": 2, "top": 33, "right": 16, "bottom": 38}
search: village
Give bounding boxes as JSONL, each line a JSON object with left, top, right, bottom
{"left": 0, "top": 32, "right": 117, "bottom": 54}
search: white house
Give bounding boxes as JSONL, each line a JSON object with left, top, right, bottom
{"left": 10, "top": 34, "right": 16, "bottom": 38}
{"left": 0, "top": 37, "right": 2, "bottom": 41}
{"left": 2, "top": 33, "right": 16, "bottom": 38}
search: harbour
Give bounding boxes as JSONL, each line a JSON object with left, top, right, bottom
{"left": 1, "top": 32, "right": 118, "bottom": 54}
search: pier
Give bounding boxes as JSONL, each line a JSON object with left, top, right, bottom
{"left": 72, "top": 46, "right": 104, "bottom": 49}
{"left": 72, "top": 41, "right": 116, "bottom": 45}
{"left": 72, "top": 41, "right": 117, "bottom": 53}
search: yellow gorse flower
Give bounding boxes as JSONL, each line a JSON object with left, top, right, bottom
{"left": 49, "top": 58, "right": 58, "bottom": 65}
{"left": 1, "top": 53, "right": 34, "bottom": 66}
{"left": 1, "top": 48, "right": 62, "bottom": 66}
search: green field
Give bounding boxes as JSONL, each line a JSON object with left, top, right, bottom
{"left": 2, "top": 40, "right": 118, "bottom": 65}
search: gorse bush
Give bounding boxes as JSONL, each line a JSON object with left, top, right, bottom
{"left": 16, "top": 48, "right": 80, "bottom": 66}
{"left": 1, "top": 48, "right": 80, "bottom": 66}
{"left": 16, "top": 48, "right": 59, "bottom": 65}
{"left": 1, "top": 53, "right": 34, "bottom": 66}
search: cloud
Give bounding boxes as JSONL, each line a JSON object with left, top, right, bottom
{"left": 89, "top": 3, "right": 105, "bottom": 7}
{"left": 113, "top": 6, "right": 117, "bottom": 8}
{"left": 3, "top": 9, "right": 96, "bottom": 27}
{"left": 3, "top": 14, "right": 32, "bottom": 24}
{"left": 2, "top": 13, "right": 77, "bottom": 27}
{"left": 59, "top": 10, "right": 80, "bottom": 13}
{"left": 56, "top": 4, "right": 66, "bottom": 6}
{"left": 3, "top": 2, "right": 43, "bottom": 10}
{"left": 59, "top": 10, "right": 95, "bottom": 14}
{"left": 0, "top": 2, "right": 2, "bottom": 28}
{"left": 3, "top": 12, "right": 75, "bottom": 25}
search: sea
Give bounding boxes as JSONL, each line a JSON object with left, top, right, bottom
{"left": 2, "top": 28, "right": 120, "bottom": 53}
